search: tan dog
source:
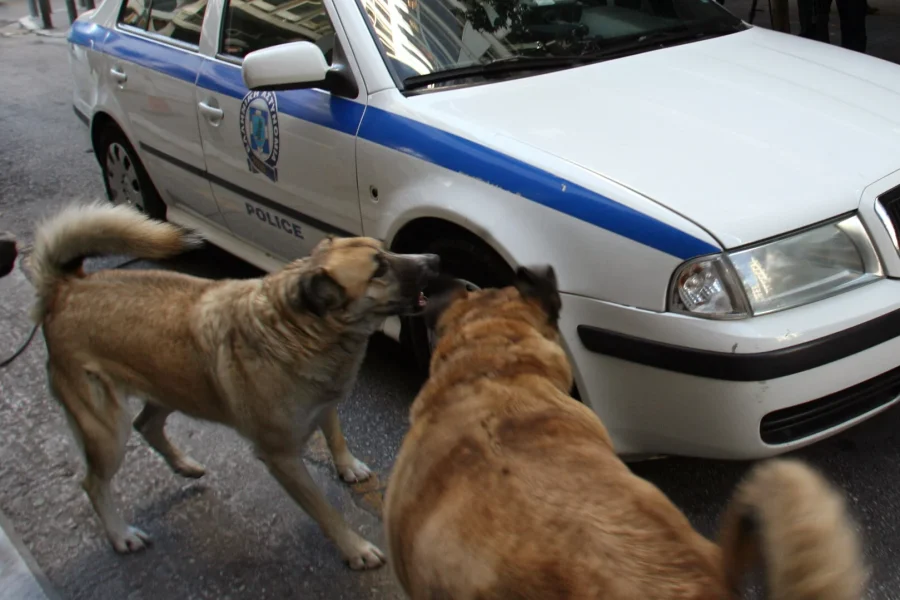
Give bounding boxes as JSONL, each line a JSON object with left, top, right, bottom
{"left": 384, "top": 266, "right": 867, "bottom": 599}
{"left": 31, "top": 201, "right": 438, "bottom": 569}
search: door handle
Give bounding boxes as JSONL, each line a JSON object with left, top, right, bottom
{"left": 198, "top": 100, "right": 224, "bottom": 124}
{"left": 109, "top": 67, "right": 127, "bottom": 84}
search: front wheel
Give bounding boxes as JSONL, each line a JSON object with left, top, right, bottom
{"left": 400, "top": 232, "right": 583, "bottom": 400}
{"left": 402, "top": 235, "right": 515, "bottom": 373}
{"left": 97, "top": 127, "right": 166, "bottom": 220}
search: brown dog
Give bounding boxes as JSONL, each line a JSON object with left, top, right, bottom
{"left": 31, "top": 201, "right": 438, "bottom": 569}
{"left": 384, "top": 266, "right": 867, "bottom": 599}
{"left": 0, "top": 231, "right": 17, "bottom": 278}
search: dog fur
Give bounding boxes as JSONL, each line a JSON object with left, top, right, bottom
{"left": 384, "top": 266, "right": 867, "bottom": 599}
{"left": 31, "top": 201, "right": 438, "bottom": 569}
{"left": 0, "top": 231, "right": 17, "bottom": 278}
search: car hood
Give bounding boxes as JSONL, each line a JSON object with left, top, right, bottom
{"left": 406, "top": 27, "right": 900, "bottom": 248}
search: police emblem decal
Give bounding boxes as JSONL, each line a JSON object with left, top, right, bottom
{"left": 239, "top": 91, "right": 280, "bottom": 182}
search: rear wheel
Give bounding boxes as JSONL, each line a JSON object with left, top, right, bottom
{"left": 97, "top": 126, "right": 166, "bottom": 220}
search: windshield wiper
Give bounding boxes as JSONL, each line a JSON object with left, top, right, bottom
{"left": 588, "top": 20, "right": 745, "bottom": 57}
{"left": 402, "top": 19, "right": 744, "bottom": 91}
{"left": 403, "top": 55, "right": 593, "bottom": 90}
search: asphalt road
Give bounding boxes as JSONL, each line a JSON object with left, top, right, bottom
{"left": 1, "top": 29, "right": 900, "bottom": 600}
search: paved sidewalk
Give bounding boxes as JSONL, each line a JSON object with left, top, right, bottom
{"left": 0, "top": 0, "right": 84, "bottom": 34}
{"left": 0, "top": 510, "right": 58, "bottom": 600}
{"left": 0, "top": 255, "right": 57, "bottom": 600}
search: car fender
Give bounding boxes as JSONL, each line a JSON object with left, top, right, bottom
{"left": 384, "top": 200, "right": 520, "bottom": 272}
{"left": 358, "top": 106, "right": 721, "bottom": 312}
{"left": 91, "top": 80, "right": 134, "bottom": 145}
{"left": 68, "top": 13, "right": 135, "bottom": 150}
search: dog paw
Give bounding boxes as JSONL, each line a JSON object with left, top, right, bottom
{"left": 173, "top": 457, "right": 206, "bottom": 479}
{"left": 337, "top": 457, "right": 372, "bottom": 483}
{"left": 344, "top": 539, "right": 386, "bottom": 570}
{"left": 111, "top": 526, "right": 152, "bottom": 554}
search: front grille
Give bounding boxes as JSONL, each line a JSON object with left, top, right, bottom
{"left": 760, "top": 363, "right": 900, "bottom": 445}
{"left": 877, "top": 185, "right": 900, "bottom": 246}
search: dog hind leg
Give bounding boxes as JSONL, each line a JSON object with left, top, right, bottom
{"left": 320, "top": 407, "right": 372, "bottom": 484}
{"left": 50, "top": 364, "right": 151, "bottom": 553}
{"left": 258, "top": 449, "right": 386, "bottom": 570}
{"left": 133, "top": 403, "right": 205, "bottom": 478}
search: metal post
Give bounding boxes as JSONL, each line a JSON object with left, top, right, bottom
{"left": 27, "top": 0, "right": 39, "bottom": 18}
{"left": 37, "top": 0, "right": 53, "bottom": 29}
{"left": 65, "top": 0, "right": 78, "bottom": 24}
{"left": 84, "top": 0, "right": 95, "bottom": 9}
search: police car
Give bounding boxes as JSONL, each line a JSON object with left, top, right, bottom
{"left": 67, "top": 0, "right": 900, "bottom": 460}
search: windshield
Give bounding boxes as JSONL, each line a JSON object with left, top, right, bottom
{"left": 358, "top": 0, "right": 744, "bottom": 89}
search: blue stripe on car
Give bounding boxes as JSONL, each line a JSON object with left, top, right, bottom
{"left": 104, "top": 29, "right": 204, "bottom": 84}
{"left": 356, "top": 109, "right": 720, "bottom": 259}
{"left": 67, "top": 20, "right": 721, "bottom": 260}
{"left": 67, "top": 21, "right": 110, "bottom": 47}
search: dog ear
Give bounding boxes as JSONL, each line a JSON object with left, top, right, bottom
{"left": 514, "top": 264, "right": 561, "bottom": 323}
{"left": 422, "top": 274, "right": 469, "bottom": 332}
{"left": 299, "top": 267, "right": 346, "bottom": 316}
{"left": 311, "top": 235, "right": 337, "bottom": 256}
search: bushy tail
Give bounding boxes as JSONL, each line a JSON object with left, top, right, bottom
{"left": 719, "top": 459, "right": 867, "bottom": 600}
{"left": 30, "top": 201, "right": 202, "bottom": 322}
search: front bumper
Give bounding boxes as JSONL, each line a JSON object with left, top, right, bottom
{"left": 560, "top": 279, "right": 900, "bottom": 460}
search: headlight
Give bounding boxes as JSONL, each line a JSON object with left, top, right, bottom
{"left": 670, "top": 214, "right": 883, "bottom": 319}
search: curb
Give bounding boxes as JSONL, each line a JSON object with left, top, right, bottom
{"left": 0, "top": 510, "right": 62, "bottom": 600}
{"left": 36, "top": 28, "right": 67, "bottom": 37}
{"left": 15, "top": 13, "right": 68, "bottom": 37}
{"left": 17, "top": 14, "right": 40, "bottom": 30}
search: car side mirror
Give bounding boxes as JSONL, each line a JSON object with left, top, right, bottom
{"left": 241, "top": 41, "right": 357, "bottom": 97}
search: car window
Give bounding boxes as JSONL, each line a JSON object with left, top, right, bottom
{"left": 149, "top": 0, "right": 208, "bottom": 46}
{"left": 359, "top": 0, "right": 743, "bottom": 87}
{"left": 220, "top": 0, "right": 336, "bottom": 63}
{"left": 119, "top": 0, "right": 152, "bottom": 30}
{"left": 118, "top": 0, "right": 208, "bottom": 47}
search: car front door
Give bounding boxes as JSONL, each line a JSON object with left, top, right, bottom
{"left": 194, "top": 0, "right": 365, "bottom": 260}
{"left": 106, "top": 0, "right": 225, "bottom": 225}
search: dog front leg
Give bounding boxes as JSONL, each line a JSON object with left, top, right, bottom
{"left": 260, "top": 451, "right": 385, "bottom": 570}
{"left": 320, "top": 407, "right": 372, "bottom": 484}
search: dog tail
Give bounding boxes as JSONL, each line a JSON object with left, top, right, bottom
{"left": 719, "top": 458, "right": 867, "bottom": 600}
{"left": 30, "top": 201, "right": 202, "bottom": 322}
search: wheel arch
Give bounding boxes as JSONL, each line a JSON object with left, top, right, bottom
{"left": 389, "top": 215, "right": 584, "bottom": 400}
{"left": 387, "top": 215, "right": 516, "bottom": 272}
{"left": 89, "top": 111, "right": 125, "bottom": 162}
{"left": 89, "top": 110, "right": 167, "bottom": 219}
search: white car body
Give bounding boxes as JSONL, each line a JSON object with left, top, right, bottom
{"left": 67, "top": 0, "right": 900, "bottom": 459}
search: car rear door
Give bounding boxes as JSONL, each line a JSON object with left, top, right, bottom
{"left": 193, "top": 0, "right": 365, "bottom": 260}
{"left": 106, "top": 0, "right": 224, "bottom": 225}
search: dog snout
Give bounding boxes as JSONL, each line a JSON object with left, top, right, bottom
{"left": 417, "top": 254, "right": 441, "bottom": 285}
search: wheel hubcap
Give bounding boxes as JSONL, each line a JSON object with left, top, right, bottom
{"left": 106, "top": 143, "right": 144, "bottom": 212}
{"left": 425, "top": 277, "right": 480, "bottom": 352}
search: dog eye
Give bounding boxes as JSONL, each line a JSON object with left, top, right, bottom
{"left": 372, "top": 256, "right": 389, "bottom": 279}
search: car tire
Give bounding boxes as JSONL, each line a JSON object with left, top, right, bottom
{"left": 97, "top": 126, "right": 166, "bottom": 220}
{"left": 401, "top": 233, "right": 516, "bottom": 373}
{"left": 400, "top": 231, "right": 584, "bottom": 401}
